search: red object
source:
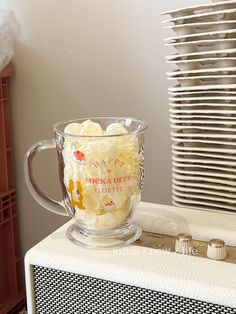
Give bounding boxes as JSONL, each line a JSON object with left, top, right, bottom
{"left": 0, "top": 63, "right": 25, "bottom": 314}
{"left": 105, "top": 201, "right": 115, "bottom": 206}
{"left": 73, "top": 151, "right": 85, "bottom": 161}
{"left": 73, "top": 150, "right": 86, "bottom": 165}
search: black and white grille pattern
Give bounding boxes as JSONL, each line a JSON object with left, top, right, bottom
{"left": 33, "top": 265, "right": 236, "bottom": 314}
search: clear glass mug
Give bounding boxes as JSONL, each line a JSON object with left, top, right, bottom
{"left": 24, "top": 117, "right": 148, "bottom": 248}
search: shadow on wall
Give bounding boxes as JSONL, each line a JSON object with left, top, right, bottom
{"left": 11, "top": 42, "right": 71, "bottom": 256}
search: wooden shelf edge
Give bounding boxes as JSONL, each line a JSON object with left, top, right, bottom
{"left": 0, "top": 189, "right": 16, "bottom": 198}
{"left": 1, "top": 293, "right": 25, "bottom": 314}
{"left": 0, "top": 62, "right": 14, "bottom": 78}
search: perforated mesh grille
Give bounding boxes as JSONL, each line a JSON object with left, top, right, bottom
{"left": 33, "top": 265, "right": 236, "bottom": 314}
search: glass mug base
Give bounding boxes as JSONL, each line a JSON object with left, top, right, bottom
{"left": 66, "top": 223, "right": 142, "bottom": 249}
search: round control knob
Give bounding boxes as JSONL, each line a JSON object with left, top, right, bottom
{"left": 175, "top": 233, "right": 193, "bottom": 255}
{"left": 207, "top": 239, "right": 227, "bottom": 261}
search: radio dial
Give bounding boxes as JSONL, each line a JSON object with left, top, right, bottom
{"left": 207, "top": 239, "right": 227, "bottom": 261}
{"left": 175, "top": 233, "right": 193, "bottom": 255}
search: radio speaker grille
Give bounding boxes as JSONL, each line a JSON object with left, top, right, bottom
{"left": 33, "top": 265, "right": 236, "bottom": 314}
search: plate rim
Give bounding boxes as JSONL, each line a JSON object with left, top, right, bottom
{"left": 163, "top": 8, "right": 236, "bottom": 24}
{"left": 165, "top": 27, "right": 236, "bottom": 42}
{"left": 166, "top": 48, "right": 236, "bottom": 60}
{"left": 161, "top": 0, "right": 236, "bottom": 16}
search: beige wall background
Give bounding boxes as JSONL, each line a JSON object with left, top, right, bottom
{"left": 4, "top": 0, "right": 211, "bottom": 256}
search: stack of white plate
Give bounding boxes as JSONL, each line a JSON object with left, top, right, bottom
{"left": 163, "top": 0, "right": 236, "bottom": 213}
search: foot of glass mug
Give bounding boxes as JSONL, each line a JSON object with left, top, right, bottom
{"left": 66, "top": 223, "right": 142, "bottom": 249}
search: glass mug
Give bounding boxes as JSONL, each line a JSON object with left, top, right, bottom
{"left": 25, "top": 117, "right": 148, "bottom": 248}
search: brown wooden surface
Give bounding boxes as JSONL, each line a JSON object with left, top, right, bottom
{"left": 0, "top": 62, "right": 14, "bottom": 78}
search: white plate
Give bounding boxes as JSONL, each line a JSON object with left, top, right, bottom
{"left": 173, "top": 167, "right": 236, "bottom": 179}
{"left": 173, "top": 199, "right": 236, "bottom": 213}
{"left": 170, "top": 115, "right": 236, "bottom": 120}
{"left": 164, "top": 20, "right": 236, "bottom": 31}
{"left": 169, "top": 75, "right": 236, "bottom": 82}
{"left": 173, "top": 127, "right": 236, "bottom": 135}
{"left": 162, "top": 0, "right": 236, "bottom": 17}
{"left": 172, "top": 131, "right": 236, "bottom": 139}
{"left": 171, "top": 125, "right": 236, "bottom": 132}
{"left": 169, "top": 96, "right": 236, "bottom": 101}
{"left": 168, "top": 67, "right": 236, "bottom": 77}
{"left": 170, "top": 105, "right": 236, "bottom": 110}
{"left": 173, "top": 142, "right": 236, "bottom": 153}
{"left": 166, "top": 48, "right": 236, "bottom": 61}
{"left": 163, "top": 8, "right": 236, "bottom": 24}
{"left": 165, "top": 39, "right": 236, "bottom": 56}
{"left": 171, "top": 119, "right": 236, "bottom": 126}
{"left": 165, "top": 28, "right": 236, "bottom": 43}
{"left": 173, "top": 162, "right": 236, "bottom": 173}
{"left": 167, "top": 58, "right": 236, "bottom": 71}
{"left": 172, "top": 150, "right": 236, "bottom": 161}
{"left": 173, "top": 195, "right": 236, "bottom": 212}
{"left": 171, "top": 111, "right": 236, "bottom": 117}
{"left": 169, "top": 83, "right": 236, "bottom": 92}
{"left": 167, "top": 24, "right": 236, "bottom": 42}
{"left": 169, "top": 90, "right": 236, "bottom": 96}
{"left": 166, "top": 40, "right": 236, "bottom": 60}
{"left": 170, "top": 95, "right": 236, "bottom": 101}
{"left": 170, "top": 101, "right": 236, "bottom": 106}
{"left": 169, "top": 75, "right": 236, "bottom": 81}
{"left": 173, "top": 189, "right": 236, "bottom": 204}
{"left": 171, "top": 117, "right": 236, "bottom": 123}
{"left": 173, "top": 172, "right": 236, "bottom": 186}
{"left": 172, "top": 151, "right": 236, "bottom": 159}
{"left": 168, "top": 34, "right": 236, "bottom": 51}
{"left": 173, "top": 178, "right": 236, "bottom": 192}
{"left": 173, "top": 184, "right": 236, "bottom": 199}
{"left": 172, "top": 156, "right": 236, "bottom": 167}
{"left": 173, "top": 190, "right": 236, "bottom": 205}
{"left": 170, "top": 108, "right": 236, "bottom": 114}
{"left": 170, "top": 103, "right": 236, "bottom": 108}
{"left": 170, "top": 101, "right": 236, "bottom": 107}
{"left": 171, "top": 113, "right": 236, "bottom": 120}
{"left": 172, "top": 138, "right": 236, "bottom": 147}
{"left": 171, "top": 79, "right": 236, "bottom": 87}
{"left": 167, "top": 56, "right": 236, "bottom": 65}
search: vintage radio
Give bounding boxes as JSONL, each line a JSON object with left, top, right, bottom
{"left": 25, "top": 202, "right": 236, "bottom": 314}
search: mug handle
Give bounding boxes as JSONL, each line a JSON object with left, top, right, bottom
{"left": 24, "top": 139, "right": 72, "bottom": 217}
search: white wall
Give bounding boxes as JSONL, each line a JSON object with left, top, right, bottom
{"left": 5, "top": 0, "right": 211, "bottom": 255}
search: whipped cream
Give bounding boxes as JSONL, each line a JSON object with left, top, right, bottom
{"left": 62, "top": 120, "right": 143, "bottom": 229}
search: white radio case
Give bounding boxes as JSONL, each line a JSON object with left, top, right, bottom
{"left": 25, "top": 202, "right": 236, "bottom": 314}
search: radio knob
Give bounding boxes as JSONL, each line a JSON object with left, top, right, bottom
{"left": 207, "top": 239, "right": 227, "bottom": 261}
{"left": 175, "top": 233, "right": 193, "bottom": 254}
